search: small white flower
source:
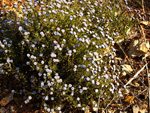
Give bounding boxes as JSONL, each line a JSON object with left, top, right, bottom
{"left": 53, "top": 59, "right": 59, "bottom": 62}
{"left": 71, "top": 92, "right": 74, "bottom": 96}
{"left": 34, "top": 62, "right": 37, "bottom": 65}
{"left": 24, "top": 99, "right": 29, "bottom": 104}
{"left": 57, "top": 107, "right": 61, "bottom": 110}
{"left": 43, "top": 19, "right": 46, "bottom": 21}
{"left": 71, "top": 87, "right": 74, "bottom": 90}
{"left": 50, "top": 19, "right": 53, "bottom": 22}
{"left": 69, "top": 84, "right": 72, "bottom": 87}
{"left": 86, "top": 77, "right": 90, "bottom": 81}
{"left": 46, "top": 69, "right": 52, "bottom": 73}
{"left": 73, "top": 68, "right": 77, "bottom": 71}
{"left": 77, "top": 97, "right": 80, "bottom": 101}
{"left": 40, "top": 32, "right": 45, "bottom": 37}
{"left": 77, "top": 104, "right": 81, "bottom": 107}
{"left": 18, "top": 26, "right": 23, "bottom": 31}
{"left": 54, "top": 75, "right": 60, "bottom": 79}
{"left": 82, "top": 107, "right": 85, "bottom": 110}
{"left": 96, "top": 82, "right": 100, "bottom": 85}
{"left": 51, "top": 97, "right": 54, "bottom": 100}
{"left": 92, "top": 80, "right": 95, "bottom": 84}
{"left": 38, "top": 12, "right": 41, "bottom": 16}
{"left": 61, "top": 29, "right": 65, "bottom": 33}
{"left": 41, "top": 81, "right": 44, "bottom": 87}
{"left": 79, "top": 89, "right": 83, "bottom": 93}
{"left": 83, "top": 87, "right": 87, "bottom": 90}
{"left": 51, "top": 52, "right": 56, "bottom": 57}
{"left": 28, "top": 96, "right": 32, "bottom": 100}
{"left": 41, "top": 60, "right": 44, "bottom": 64}
{"left": 0, "top": 69, "right": 4, "bottom": 74}
{"left": 47, "top": 108, "right": 50, "bottom": 112}
{"left": 24, "top": 32, "right": 29, "bottom": 36}
{"left": 95, "top": 89, "right": 99, "bottom": 93}
{"left": 50, "top": 92, "right": 53, "bottom": 95}
{"left": 45, "top": 96, "right": 49, "bottom": 101}
{"left": 26, "top": 61, "right": 30, "bottom": 65}
{"left": 62, "top": 91, "right": 65, "bottom": 95}
{"left": 42, "top": 44, "right": 45, "bottom": 47}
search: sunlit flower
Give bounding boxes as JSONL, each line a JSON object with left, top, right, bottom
{"left": 18, "top": 26, "right": 23, "bottom": 31}
{"left": 40, "top": 32, "right": 45, "bottom": 37}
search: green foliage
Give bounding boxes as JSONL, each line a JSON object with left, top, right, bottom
{"left": 0, "top": 0, "right": 140, "bottom": 112}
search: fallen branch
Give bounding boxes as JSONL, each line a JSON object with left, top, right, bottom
{"left": 124, "top": 63, "right": 147, "bottom": 87}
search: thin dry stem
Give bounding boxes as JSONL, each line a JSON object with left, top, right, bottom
{"left": 142, "top": 0, "right": 145, "bottom": 14}
{"left": 104, "top": 95, "right": 116, "bottom": 111}
{"left": 124, "top": 63, "right": 147, "bottom": 87}
{"left": 116, "top": 42, "right": 136, "bottom": 74}
{"left": 96, "top": 89, "right": 101, "bottom": 113}
{"left": 145, "top": 59, "right": 150, "bottom": 112}
{"left": 124, "top": 88, "right": 147, "bottom": 111}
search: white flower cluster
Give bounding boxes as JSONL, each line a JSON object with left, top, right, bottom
{"left": 0, "top": 0, "right": 141, "bottom": 112}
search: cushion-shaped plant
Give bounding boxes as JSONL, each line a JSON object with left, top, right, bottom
{"left": 0, "top": 0, "right": 140, "bottom": 112}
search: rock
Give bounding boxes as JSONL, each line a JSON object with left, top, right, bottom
{"left": 0, "top": 93, "right": 14, "bottom": 106}
{"left": 128, "top": 39, "right": 149, "bottom": 58}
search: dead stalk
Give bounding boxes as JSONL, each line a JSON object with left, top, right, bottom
{"left": 142, "top": 0, "right": 145, "bottom": 14}
{"left": 124, "top": 88, "right": 147, "bottom": 111}
{"left": 124, "top": 63, "right": 147, "bottom": 87}
{"left": 116, "top": 42, "right": 136, "bottom": 73}
{"left": 96, "top": 90, "right": 101, "bottom": 113}
{"left": 145, "top": 59, "right": 150, "bottom": 112}
{"left": 104, "top": 95, "right": 116, "bottom": 111}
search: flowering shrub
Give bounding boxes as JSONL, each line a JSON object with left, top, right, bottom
{"left": 0, "top": 0, "right": 140, "bottom": 112}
